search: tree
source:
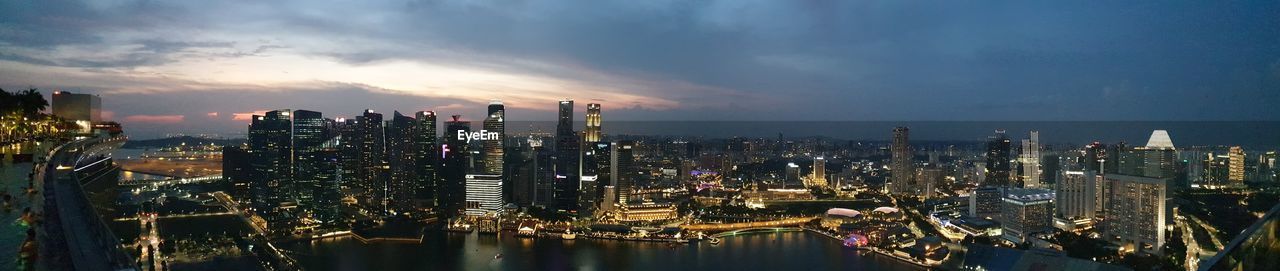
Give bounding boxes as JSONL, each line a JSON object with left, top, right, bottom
{"left": 18, "top": 88, "right": 47, "bottom": 117}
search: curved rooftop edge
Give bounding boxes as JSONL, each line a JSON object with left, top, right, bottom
{"left": 34, "top": 135, "right": 137, "bottom": 271}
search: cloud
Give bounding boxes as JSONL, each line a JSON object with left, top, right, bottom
{"left": 232, "top": 111, "right": 267, "bottom": 121}
{"left": 122, "top": 114, "right": 185, "bottom": 124}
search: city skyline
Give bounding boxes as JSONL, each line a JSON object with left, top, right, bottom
{"left": 3, "top": 1, "right": 1280, "bottom": 138}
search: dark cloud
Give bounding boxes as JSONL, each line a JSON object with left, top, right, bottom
{"left": 2, "top": 0, "right": 1279, "bottom": 138}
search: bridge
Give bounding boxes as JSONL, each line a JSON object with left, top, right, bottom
{"left": 710, "top": 227, "right": 806, "bottom": 238}
{"left": 33, "top": 135, "right": 138, "bottom": 270}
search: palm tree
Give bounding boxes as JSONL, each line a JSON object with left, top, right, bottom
{"left": 18, "top": 88, "right": 47, "bottom": 117}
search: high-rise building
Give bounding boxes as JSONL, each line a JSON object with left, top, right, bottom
{"left": 384, "top": 111, "right": 418, "bottom": 214}
{"left": 1229, "top": 146, "right": 1246, "bottom": 182}
{"left": 483, "top": 101, "right": 505, "bottom": 175}
{"left": 222, "top": 145, "right": 252, "bottom": 204}
{"left": 1055, "top": 170, "right": 1097, "bottom": 219}
{"left": 1103, "top": 174, "right": 1168, "bottom": 255}
{"left": 413, "top": 111, "right": 439, "bottom": 212}
{"left": 353, "top": 110, "right": 385, "bottom": 212}
{"left": 584, "top": 103, "right": 602, "bottom": 143}
{"left": 1000, "top": 188, "right": 1055, "bottom": 243}
{"left": 247, "top": 110, "right": 293, "bottom": 231}
{"left": 464, "top": 174, "right": 503, "bottom": 217}
{"left": 785, "top": 162, "right": 801, "bottom": 184}
{"left": 920, "top": 167, "right": 942, "bottom": 198}
{"left": 578, "top": 140, "right": 609, "bottom": 217}
{"left": 986, "top": 130, "right": 1012, "bottom": 187}
{"left": 440, "top": 115, "right": 471, "bottom": 217}
{"left": 1083, "top": 142, "right": 1108, "bottom": 172}
{"left": 554, "top": 99, "right": 581, "bottom": 212}
{"left": 610, "top": 140, "right": 635, "bottom": 205}
{"left": 1020, "top": 131, "right": 1042, "bottom": 188}
{"left": 307, "top": 139, "right": 343, "bottom": 226}
{"left": 890, "top": 127, "right": 914, "bottom": 194}
{"left": 969, "top": 187, "right": 1003, "bottom": 220}
{"left": 808, "top": 157, "right": 829, "bottom": 189}
{"left": 290, "top": 110, "right": 329, "bottom": 219}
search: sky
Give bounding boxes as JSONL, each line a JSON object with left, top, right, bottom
{"left": 2, "top": 1, "right": 1279, "bottom": 139}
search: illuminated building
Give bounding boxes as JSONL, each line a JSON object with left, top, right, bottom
{"left": 584, "top": 103, "right": 601, "bottom": 143}
{"left": 611, "top": 140, "right": 635, "bottom": 204}
{"left": 821, "top": 208, "right": 862, "bottom": 230}
{"left": 222, "top": 145, "right": 252, "bottom": 204}
{"left": 1229, "top": 146, "right": 1246, "bottom": 182}
{"left": 890, "top": 127, "right": 914, "bottom": 194}
{"left": 1054, "top": 170, "right": 1099, "bottom": 231}
{"left": 920, "top": 167, "right": 942, "bottom": 198}
{"left": 385, "top": 111, "right": 417, "bottom": 214}
{"left": 465, "top": 174, "right": 504, "bottom": 216}
{"left": 785, "top": 162, "right": 801, "bottom": 184}
{"left": 291, "top": 110, "right": 338, "bottom": 223}
{"left": 1083, "top": 142, "right": 1108, "bottom": 172}
{"left": 743, "top": 189, "right": 815, "bottom": 208}
{"left": 554, "top": 99, "right": 580, "bottom": 211}
{"left": 986, "top": 130, "right": 1012, "bottom": 187}
{"left": 807, "top": 157, "right": 829, "bottom": 189}
{"left": 1103, "top": 174, "right": 1167, "bottom": 255}
{"left": 969, "top": 187, "right": 1003, "bottom": 220}
{"left": 617, "top": 201, "right": 678, "bottom": 222}
{"left": 440, "top": 115, "right": 470, "bottom": 217}
{"left": 247, "top": 110, "right": 294, "bottom": 232}
{"left": 1000, "top": 188, "right": 1054, "bottom": 243}
{"left": 354, "top": 109, "right": 385, "bottom": 213}
{"left": 483, "top": 100, "right": 505, "bottom": 175}
{"left": 413, "top": 111, "right": 439, "bottom": 211}
{"left": 1020, "top": 131, "right": 1041, "bottom": 188}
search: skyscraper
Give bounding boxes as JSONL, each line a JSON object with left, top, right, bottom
{"left": 483, "top": 101, "right": 505, "bottom": 175}
{"left": 354, "top": 110, "right": 385, "bottom": 213}
{"left": 1229, "top": 146, "right": 1246, "bottom": 182}
{"left": 290, "top": 110, "right": 329, "bottom": 219}
{"left": 986, "top": 130, "right": 1012, "bottom": 187}
{"left": 440, "top": 115, "right": 471, "bottom": 218}
{"left": 1055, "top": 170, "right": 1098, "bottom": 220}
{"left": 1020, "top": 131, "right": 1042, "bottom": 188}
{"left": 464, "top": 174, "right": 503, "bottom": 217}
{"left": 969, "top": 186, "right": 1003, "bottom": 220}
{"left": 890, "top": 127, "right": 914, "bottom": 194}
{"left": 584, "top": 103, "right": 602, "bottom": 143}
{"left": 1103, "top": 174, "right": 1168, "bottom": 254}
{"left": 413, "top": 111, "right": 439, "bottom": 212}
{"left": 1083, "top": 142, "right": 1108, "bottom": 172}
{"left": 809, "top": 157, "right": 828, "bottom": 189}
{"left": 554, "top": 99, "right": 581, "bottom": 212}
{"left": 247, "top": 110, "right": 293, "bottom": 231}
{"left": 610, "top": 140, "right": 635, "bottom": 205}
{"left": 385, "top": 111, "right": 417, "bottom": 214}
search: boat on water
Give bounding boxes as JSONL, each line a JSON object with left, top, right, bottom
{"left": 561, "top": 232, "right": 577, "bottom": 240}
{"left": 708, "top": 237, "right": 722, "bottom": 245}
{"left": 494, "top": 253, "right": 503, "bottom": 259}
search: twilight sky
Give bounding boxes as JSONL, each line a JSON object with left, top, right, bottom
{"left": 2, "top": 1, "right": 1279, "bottom": 138}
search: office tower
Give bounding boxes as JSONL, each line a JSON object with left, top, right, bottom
{"left": 483, "top": 101, "right": 505, "bottom": 175}
{"left": 986, "top": 130, "right": 1012, "bottom": 187}
{"left": 890, "top": 127, "right": 914, "bottom": 194}
{"left": 337, "top": 118, "right": 360, "bottom": 195}
{"left": 464, "top": 174, "right": 503, "bottom": 216}
{"left": 353, "top": 110, "right": 385, "bottom": 212}
{"left": 920, "top": 167, "right": 942, "bottom": 198}
{"left": 1104, "top": 174, "right": 1168, "bottom": 254}
{"left": 584, "top": 103, "right": 602, "bottom": 143}
{"left": 577, "top": 140, "right": 608, "bottom": 217}
{"left": 809, "top": 157, "right": 829, "bottom": 189}
{"left": 1000, "top": 188, "right": 1055, "bottom": 243}
{"left": 785, "top": 163, "right": 801, "bottom": 184}
{"left": 440, "top": 115, "right": 471, "bottom": 217}
{"left": 1056, "top": 170, "right": 1097, "bottom": 219}
{"left": 1262, "top": 151, "right": 1278, "bottom": 183}
{"left": 533, "top": 138, "right": 556, "bottom": 207}
{"left": 590, "top": 142, "right": 612, "bottom": 201}
{"left": 611, "top": 140, "right": 635, "bottom": 205}
{"left": 1229, "top": 146, "right": 1246, "bottom": 182}
{"left": 554, "top": 99, "right": 581, "bottom": 211}
{"left": 307, "top": 140, "right": 343, "bottom": 226}
{"left": 385, "top": 111, "right": 417, "bottom": 214}
{"left": 1083, "top": 142, "right": 1107, "bottom": 172}
{"left": 247, "top": 110, "right": 292, "bottom": 230}
{"left": 1020, "top": 131, "right": 1042, "bottom": 188}
{"left": 290, "top": 110, "right": 326, "bottom": 216}
{"left": 969, "top": 187, "right": 1003, "bottom": 220}
{"left": 600, "top": 186, "right": 618, "bottom": 213}
{"left": 412, "top": 111, "right": 439, "bottom": 211}
{"left": 1105, "top": 142, "right": 1126, "bottom": 174}
{"left": 222, "top": 145, "right": 252, "bottom": 204}
{"left": 50, "top": 91, "right": 101, "bottom": 130}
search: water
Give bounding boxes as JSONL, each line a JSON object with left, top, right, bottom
{"left": 282, "top": 231, "right": 922, "bottom": 271}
